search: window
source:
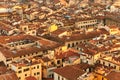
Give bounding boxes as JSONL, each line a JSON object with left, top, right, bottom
{"left": 76, "top": 42, "right": 78, "bottom": 45}
{"left": 25, "top": 74, "right": 27, "bottom": 76}
{"left": 24, "top": 68, "right": 29, "bottom": 72}
{"left": 97, "top": 60, "right": 100, "bottom": 64}
{"left": 57, "top": 60, "right": 60, "bottom": 64}
{"left": 58, "top": 76, "right": 60, "bottom": 80}
{"left": 37, "top": 72, "right": 40, "bottom": 75}
{"left": 43, "top": 51, "right": 46, "bottom": 53}
{"left": 37, "top": 66, "right": 39, "bottom": 69}
{"left": 72, "top": 43, "right": 74, "bottom": 47}
{"left": 80, "top": 41, "right": 82, "bottom": 43}
{"left": 60, "top": 48, "right": 62, "bottom": 51}
{"left": 15, "top": 43, "right": 18, "bottom": 46}
{"left": 18, "top": 67, "right": 21, "bottom": 69}
{"left": 86, "top": 61, "right": 88, "bottom": 64}
{"left": 49, "top": 74, "right": 53, "bottom": 78}
{"left": 62, "top": 59, "right": 65, "bottom": 62}
{"left": 6, "top": 59, "right": 12, "bottom": 62}
{"left": 18, "top": 71, "right": 22, "bottom": 73}
{"left": 68, "top": 44, "right": 70, "bottom": 48}
{"left": 51, "top": 74, "right": 54, "bottom": 78}
{"left": 24, "top": 27, "right": 27, "bottom": 31}
{"left": 24, "top": 55, "right": 26, "bottom": 57}
{"left": 32, "top": 31, "right": 35, "bottom": 34}
{"left": 103, "top": 62, "right": 105, "bottom": 65}
{"left": 102, "top": 77, "right": 104, "bottom": 80}
{"left": 19, "top": 42, "right": 22, "bottom": 45}
{"left": 34, "top": 73, "right": 36, "bottom": 76}
{"left": 109, "top": 64, "right": 111, "bottom": 67}
{"left": 51, "top": 61, "right": 54, "bottom": 65}
{"left": 19, "top": 77, "right": 21, "bottom": 80}
{"left": 76, "top": 47, "right": 79, "bottom": 50}
{"left": 114, "top": 65, "right": 116, "bottom": 69}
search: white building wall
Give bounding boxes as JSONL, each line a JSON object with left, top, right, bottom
{"left": 75, "top": 19, "right": 97, "bottom": 28}
{"left": 54, "top": 73, "right": 67, "bottom": 80}
{"left": 0, "top": 52, "right": 7, "bottom": 64}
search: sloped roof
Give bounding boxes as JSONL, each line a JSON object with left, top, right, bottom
{"left": 25, "top": 76, "right": 37, "bottom": 80}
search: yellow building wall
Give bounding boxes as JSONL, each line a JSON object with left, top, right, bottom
{"left": 43, "top": 68, "right": 47, "bottom": 78}
{"left": 48, "top": 24, "right": 58, "bottom": 32}
{"left": 16, "top": 66, "right": 31, "bottom": 80}
{"left": 62, "top": 46, "right": 67, "bottom": 51}
{"left": 14, "top": 63, "right": 42, "bottom": 80}
{"left": 21, "top": 25, "right": 29, "bottom": 32}
{"left": 110, "top": 29, "right": 119, "bottom": 35}
{"left": 93, "top": 53, "right": 101, "bottom": 63}
{"left": 95, "top": 74, "right": 103, "bottom": 80}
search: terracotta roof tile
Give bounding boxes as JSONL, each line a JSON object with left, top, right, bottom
{"left": 0, "top": 70, "right": 18, "bottom": 80}
{"left": 53, "top": 63, "right": 90, "bottom": 80}
{"left": 55, "top": 49, "right": 80, "bottom": 59}
{"left": 0, "top": 34, "right": 40, "bottom": 44}
{"left": 25, "top": 76, "right": 37, "bottom": 80}
{"left": 105, "top": 71, "right": 120, "bottom": 80}
{"left": 41, "top": 57, "right": 51, "bottom": 62}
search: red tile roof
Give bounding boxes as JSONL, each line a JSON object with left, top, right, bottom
{"left": 51, "top": 28, "right": 67, "bottom": 37}
{"left": 39, "top": 38, "right": 62, "bottom": 50}
{"left": 0, "top": 34, "right": 40, "bottom": 44}
{"left": 0, "top": 70, "right": 18, "bottom": 80}
{"left": 43, "top": 78, "right": 54, "bottom": 80}
{"left": 105, "top": 71, "right": 120, "bottom": 80}
{"left": 55, "top": 49, "right": 80, "bottom": 59}
{"left": 25, "top": 76, "right": 37, "bottom": 80}
{"left": 53, "top": 63, "right": 90, "bottom": 80}
{"left": 0, "top": 66, "right": 7, "bottom": 74}
{"left": 41, "top": 57, "right": 51, "bottom": 62}
{"left": 58, "top": 29, "right": 109, "bottom": 42}
{"left": 0, "top": 37, "right": 61, "bottom": 58}
{"left": 0, "top": 21, "right": 12, "bottom": 31}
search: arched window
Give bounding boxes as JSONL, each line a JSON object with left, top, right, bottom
{"left": 72, "top": 43, "right": 74, "bottom": 47}
{"left": 68, "top": 44, "right": 70, "bottom": 48}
